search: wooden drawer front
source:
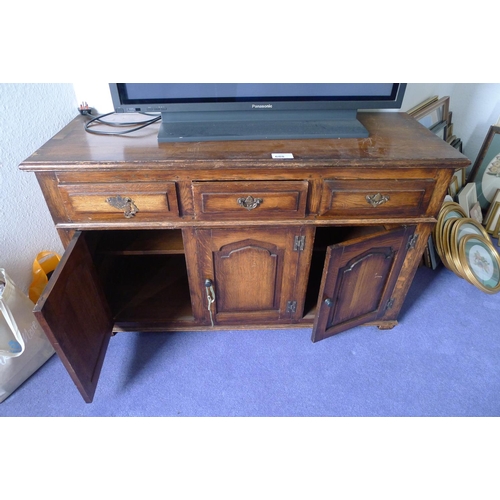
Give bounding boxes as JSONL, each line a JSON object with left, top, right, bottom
{"left": 319, "top": 178, "right": 435, "bottom": 218}
{"left": 59, "top": 182, "right": 179, "bottom": 222}
{"left": 192, "top": 181, "right": 309, "bottom": 220}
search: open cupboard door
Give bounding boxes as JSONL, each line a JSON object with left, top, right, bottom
{"left": 34, "top": 232, "right": 114, "bottom": 402}
{"left": 311, "top": 226, "right": 414, "bottom": 343}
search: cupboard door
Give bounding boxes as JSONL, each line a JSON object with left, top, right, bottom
{"left": 33, "top": 231, "right": 114, "bottom": 403}
{"left": 311, "top": 226, "right": 413, "bottom": 342}
{"left": 191, "top": 226, "right": 314, "bottom": 325}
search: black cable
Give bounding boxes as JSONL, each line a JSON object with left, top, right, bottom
{"left": 84, "top": 111, "right": 161, "bottom": 136}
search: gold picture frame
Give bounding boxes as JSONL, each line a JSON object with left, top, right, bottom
{"left": 406, "top": 96, "right": 439, "bottom": 116}
{"left": 433, "top": 202, "right": 467, "bottom": 270}
{"left": 411, "top": 96, "right": 450, "bottom": 131}
{"left": 485, "top": 201, "right": 500, "bottom": 235}
{"left": 494, "top": 211, "right": 500, "bottom": 239}
{"left": 484, "top": 189, "right": 500, "bottom": 233}
{"left": 458, "top": 234, "right": 500, "bottom": 294}
{"left": 449, "top": 218, "right": 490, "bottom": 279}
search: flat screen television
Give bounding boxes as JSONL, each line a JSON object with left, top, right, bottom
{"left": 109, "top": 83, "right": 407, "bottom": 143}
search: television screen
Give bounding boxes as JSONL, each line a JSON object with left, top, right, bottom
{"left": 109, "top": 83, "right": 406, "bottom": 142}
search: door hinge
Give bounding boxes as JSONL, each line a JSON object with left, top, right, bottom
{"left": 384, "top": 298, "right": 395, "bottom": 311}
{"left": 286, "top": 300, "right": 297, "bottom": 313}
{"left": 294, "top": 235, "right": 306, "bottom": 252}
{"left": 406, "top": 233, "right": 419, "bottom": 251}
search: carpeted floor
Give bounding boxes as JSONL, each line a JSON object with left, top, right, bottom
{"left": 1, "top": 250, "right": 499, "bottom": 416}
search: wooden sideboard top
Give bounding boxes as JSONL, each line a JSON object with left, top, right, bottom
{"left": 20, "top": 112, "right": 470, "bottom": 171}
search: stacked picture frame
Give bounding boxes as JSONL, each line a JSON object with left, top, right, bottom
{"left": 409, "top": 96, "right": 500, "bottom": 292}
{"left": 407, "top": 95, "right": 463, "bottom": 150}
{"left": 408, "top": 96, "right": 465, "bottom": 269}
{"left": 433, "top": 201, "right": 500, "bottom": 293}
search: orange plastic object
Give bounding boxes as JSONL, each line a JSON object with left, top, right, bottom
{"left": 28, "top": 251, "right": 61, "bottom": 304}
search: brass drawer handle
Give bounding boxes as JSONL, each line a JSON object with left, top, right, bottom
{"left": 366, "top": 193, "right": 390, "bottom": 207}
{"left": 237, "top": 195, "right": 263, "bottom": 211}
{"left": 106, "top": 195, "right": 139, "bottom": 218}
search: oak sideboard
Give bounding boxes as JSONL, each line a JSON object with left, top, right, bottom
{"left": 20, "top": 112, "right": 470, "bottom": 402}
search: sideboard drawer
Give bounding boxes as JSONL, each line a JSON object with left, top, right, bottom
{"left": 192, "top": 180, "right": 309, "bottom": 220}
{"left": 59, "top": 182, "right": 179, "bottom": 222}
{"left": 319, "top": 178, "right": 436, "bottom": 218}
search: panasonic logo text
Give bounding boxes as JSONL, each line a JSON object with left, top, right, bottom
{"left": 252, "top": 104, "right": 273, "bottom": 109}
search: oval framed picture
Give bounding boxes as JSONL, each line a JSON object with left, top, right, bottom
{"left": 458, "top": 234, "right": 500, "bottom": 293}
{"left": 449, "top": 218, "right": 490, "bottom": 278}
{"left": 441, "top": 218, "right": 461, "bottom": 274}
{"left": 469, "top": 125, "right": 500, "bottom": 210}
{"left": 434, "top": 202, "right": 467, "bottom": 262}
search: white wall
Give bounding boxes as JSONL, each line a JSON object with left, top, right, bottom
{"left": 402, "top": 83, "right": 500, "bottom": 164}
{"left": 0, "top": 84, "right": 78, "bottom": 293}
{"left": 2, "top": 82, "right": 500, "bottom": 293}
{"left": 442, "top": 84, "right": 500, "bottom": 162}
